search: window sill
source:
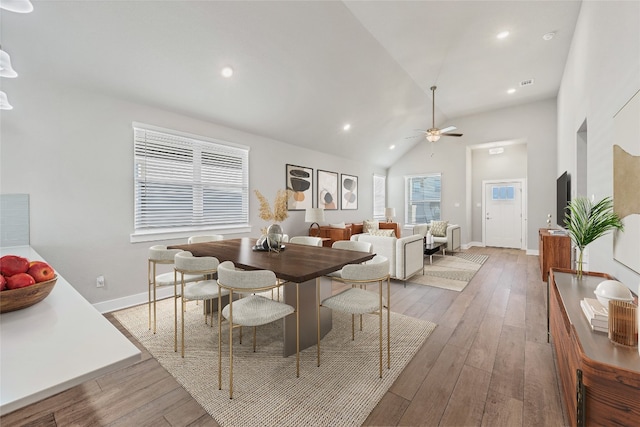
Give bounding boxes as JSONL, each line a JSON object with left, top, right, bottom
{"left": 130, "top": 224, "right": 251, "bottom": 244}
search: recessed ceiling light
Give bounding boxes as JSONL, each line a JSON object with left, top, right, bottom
{"left": 497, "top": 31, "right": 510, "bottom": 39}
{"left": 507, "top": 88, "right": 516, "bottom": 94}
{"left": 221, "top": 66, "right": 234, "bottom": 78}
{"left": 389, "top": 144, "right": 396, "bottom": 150}
{"left": 543, "top": 32, "right": 556, "bottom": 41}
{"left": 489, "top": 147, "right": 504, "bottom": 155}
{"left": 343, "top": 123, "right": 351, "bottom": 131}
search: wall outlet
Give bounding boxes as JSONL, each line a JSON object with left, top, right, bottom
{"left": 96, "top": 275, "right": 105, "bottom": 288}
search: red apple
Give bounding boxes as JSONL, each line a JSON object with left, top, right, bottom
{"left": 6, "top": 272, "right": 36, "bottom": 289}
{"left": 0, "top": 275, "right": 6, "bottom": 291}
{"left": 27, "top": 261, "right": 55, "bottom": 283}
{"left": 0, "top": 255, "right": 30, "bottom": 277}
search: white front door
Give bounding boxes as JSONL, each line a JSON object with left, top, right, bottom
{"left": 483, "top": 181, "right": 524, "bottom": 248}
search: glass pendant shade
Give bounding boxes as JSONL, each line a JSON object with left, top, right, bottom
{"left": 0, "top": 49, "right": 18, "bottom": 78}
{"left": 0, "top": 91, "right": 14, "bottom": 110}
{"left": 0, "top": 0, "right": 34, "bottom": 13}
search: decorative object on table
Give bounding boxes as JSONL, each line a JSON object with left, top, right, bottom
{"left": 546, "top": 213, "right": 552, "bottom": 227}
{"left": 0, "top": 254, "right": 57, "bottom": 313}
{"left": 341, "top": 173, "right": 358, "bottom": 210}
{"left": 305, "top": 207, "right": 325, "bottom": 237}
{"left": 317, "top": 170, "right": 338, "bottom": 210}
{"left": 564, "top": 196, "right": 623, "bottom": 278}
{"left": 0, "top": 275, "right": 57, "bottom": 313}
{"left": 580, "top": 297, "right": 609, "bottom": 333}
{"left": 254, "top": 189, "right": 291, "bottom": 252}
{"left": 608, "top": 299, "right": 638, "bottom": 347}
{"left": 612, "top": 90, "right": 640, "bottom": 274}
{"left": 285, "top": 164, "right": 313, "bottom": 210}
{"left": 426, "top": 229, "right": 433, "bottom": 244}
{"left": 385, "top": 207, "right": 396, "bottom": 223}
{"left": 593, "top": 279, "right": 633, "bottom": 306}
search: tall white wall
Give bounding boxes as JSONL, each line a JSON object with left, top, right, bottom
{"left": 556, "top": 1, "right": 640, "bottom": 289}
{"left": 0, "top": 80, "right": 382, "bottom": 306}
{"left": 388, "top": 98, "right": 557, "bottom": 251}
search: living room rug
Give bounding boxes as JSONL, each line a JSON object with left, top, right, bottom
{"left": 113, "top": 297, "right": 436, "bottom": 427}
{"left": 408, "top": 252, "right": 489, "bottom": 292}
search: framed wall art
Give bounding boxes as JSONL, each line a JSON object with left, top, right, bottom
{"left": 341, "top": 173, "right": 358, "bottom": 210}
{"left": 317, "top": 170, "right": 339, "bottom": 210}
{"left": 286, "top": 164, "right": 313, "bottom": 211}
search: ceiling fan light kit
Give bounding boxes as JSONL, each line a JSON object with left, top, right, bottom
{"left": 419, "top": 86, "right": 463, "bottom": 144}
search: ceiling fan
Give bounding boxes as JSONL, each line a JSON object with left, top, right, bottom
{"left": 417, "top": 86, "right": 463, "bottom": 142}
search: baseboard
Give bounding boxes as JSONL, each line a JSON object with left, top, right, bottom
{"left": 526, "top": 249, "right": 540, "bottom": 256}
{"left": 465, "top": 241, "right": 484, "bottom": 248}
{"left": 93, "top": 286, "right": 174, "bottom": 314}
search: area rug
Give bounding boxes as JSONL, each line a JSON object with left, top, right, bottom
{"left": 408, "top": 253, "right": 489, "bottom": 292}
{"left": 113, "top": 297, "right": 436, "bottom": 427}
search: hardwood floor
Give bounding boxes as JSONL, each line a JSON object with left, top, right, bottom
{"left": 1, "top": 247, "right": 569, "bottom": 426}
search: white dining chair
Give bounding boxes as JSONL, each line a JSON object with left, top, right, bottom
{"left": 174, "top": 251, "right": 229, "bottom": 357}
{"left": 289, "top": 236, "right": 323, "bottom": 246}
{"left": 148, "top": 245, "right": 203, "bottom": 334}
{"left": 217, "top": 261, "right": 299, "bottom": 399}
{"left": 317, "top": 255, "right": 390, "bottom": 378}
{"left": 187, "top": 234, "right": 224, "bottom": 244}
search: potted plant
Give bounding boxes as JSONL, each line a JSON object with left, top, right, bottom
{"left": 255, "top": 189, "right": 291, "bottom": 251}
{"left": 564, "top": 196, "right": 623, "bottom": 278}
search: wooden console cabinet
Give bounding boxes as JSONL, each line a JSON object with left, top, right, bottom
{"left": 539, "top": 228, "right": 571, "bottom": 281}
{"left": 548, "top": 269, "right": 640, "bottom": 426}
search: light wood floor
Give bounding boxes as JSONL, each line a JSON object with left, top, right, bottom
{"left": 1, "top": 247, "right": 568, "bottom": 426}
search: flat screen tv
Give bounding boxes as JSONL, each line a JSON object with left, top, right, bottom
{"left": 556, "top": 171, "right": 571, "bottom": 228}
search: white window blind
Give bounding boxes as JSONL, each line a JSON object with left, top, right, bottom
{"left": 133, "top": 124, "right": 249, "bottom": 235}
{"left": 405, "top": 173, "right": 441, "bottom": 225}
{"left": 373, "top": 174, "right": 386, "bottom": 220}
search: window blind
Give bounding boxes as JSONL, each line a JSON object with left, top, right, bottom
{"left": 133, "top": 124, "right": 249, "bottom": 233}
{"left": 405, "top": 173, "right": 441, "bottom": 225}
{"left": 373, "top": 174, "right": 386, "bottom": 220}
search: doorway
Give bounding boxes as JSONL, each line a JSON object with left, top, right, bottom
{"left": 483, "top": 179, "right": 526, "bottom": 249}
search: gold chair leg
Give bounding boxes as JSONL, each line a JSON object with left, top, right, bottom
{"left": 229, "top": 297, "right": 234, "bottom": 399}
{"left": 379, "top": 278, "right": 383, "bottom": 378}
{"left": 218, "top": 289, "right": 223, "bottom": 391}
{"left": 387, "top": 277, "right": 391, "bottom": 370}
{"left": 316, "top": 278, "right": 321, "bottom": 367}
{"left": 253, "top": 326, "right": 257, "bottom": 352}
{"left": 296, "top": 283, "right": 300, "bottom": 377}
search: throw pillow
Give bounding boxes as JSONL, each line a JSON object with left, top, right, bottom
{"left": 363, "top": 220, "right": 379, "bottom": 233}
{"left": 329, "top": 221, "right": 346, "bottom": 229}
{"left": 368, "top": 229, "right": 395, "bottom": 237}
{"left": 430, "top": 220, "right": 449, "bottom": 237}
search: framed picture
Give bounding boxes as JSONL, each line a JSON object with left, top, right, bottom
{"left": 286, "top": 164, "right": 313, "bottom": 211}
{"left": 317, "top": 170, "right": 339, "bottom": 210}
{"left": 341, "top": 173, "right": 358, "bottom": 210}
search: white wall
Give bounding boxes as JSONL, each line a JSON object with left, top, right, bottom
{"left": 388, "top": 98, "right": 557, "bottom": 251}
{"left": 0, "top": 80, "right": 382, "bottom": 306}
{"left": 470, "top": 143, "right": 528, "bottom": 243}
{"left": 556, "top": 1, "right": 640, "bottom": 289}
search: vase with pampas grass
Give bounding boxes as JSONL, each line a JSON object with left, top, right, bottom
{"left": 255, "top": 189, "right": 291, "bottom": 252}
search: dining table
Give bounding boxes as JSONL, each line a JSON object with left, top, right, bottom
{"left": 168, "top": 237, "right": 375, "bottom": 356}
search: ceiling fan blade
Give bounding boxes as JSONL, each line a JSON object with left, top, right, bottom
{"left": 442, "top": 133, "right": 463, "bottom": 137}
{"left": 440, "top": 126, "right": 457, "bottom": 133}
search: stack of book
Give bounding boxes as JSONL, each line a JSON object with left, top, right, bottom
{"left": 580, "top": 297, "right": 609, "bottom": 333}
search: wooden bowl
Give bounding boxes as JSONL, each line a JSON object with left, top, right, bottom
{"left": 0, "top": 276, "right": 58, "bottom": 314}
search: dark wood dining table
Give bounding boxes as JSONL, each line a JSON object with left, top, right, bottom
{"left": 168, "top": 237, "right": 374, "bottom": 356}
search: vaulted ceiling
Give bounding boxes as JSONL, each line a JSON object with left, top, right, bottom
{"left": 1, "top": 1, "right": 582, "bottom": 167}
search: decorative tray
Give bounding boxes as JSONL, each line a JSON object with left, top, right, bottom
{"left": 252, "top": 245, "right": 285, "bottom": 252}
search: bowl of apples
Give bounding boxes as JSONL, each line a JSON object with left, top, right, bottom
{"left": 0, "top": 255, "right": 58, "bottom": 314}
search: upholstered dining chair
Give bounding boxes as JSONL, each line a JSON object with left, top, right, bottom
{"left": 289, "top": 236, "right": 323, "bottom": 246}
{"left": 325, "top": 240, "right": 373, "bottom": 278}
{"left": 216, "top": 261, "right": 299, "bottom": 399}
{"left": 317, "top": 255, "right": 390, "bottom": 378}
{"left": 174, "top": 251, "right": 229, "bottom": 357}
{"left": 187, "top": 234, "right": 224, "bottom": 244}
{"left": 148, "top": 245, "right": 203, "bottom": 334}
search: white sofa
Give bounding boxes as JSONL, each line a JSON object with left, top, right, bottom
{"left": 350, "top": 233, "right": 424, "bottom": 281}
{"left": 413, "top": 222, "right": 461, "bottom": 254}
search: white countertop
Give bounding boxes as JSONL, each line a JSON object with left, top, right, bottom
{"left": 0, "top": 246, "right": 141, "bottom": 414}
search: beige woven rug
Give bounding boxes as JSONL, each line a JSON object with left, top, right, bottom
{"left": 408, "top": 253, "right": 489, "bottom": 292}
{"left": 113, "top": 297, "right": 436, "bottom": 427}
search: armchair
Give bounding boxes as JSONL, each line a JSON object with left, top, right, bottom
{"left": 413, "top": 222, "right": 461, "bottom": 254}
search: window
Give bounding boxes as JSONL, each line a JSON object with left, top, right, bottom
{"left": 373, "top": 174, "right": 386, "bottom": 221}
{"left": 492, "top": 185, "right": 515, "bottom": 200}
{"left": 405, "top": 173, "right": 441, "bottom": 225}
{"left": 132, "top": 123, "right": 249, "bottom": 241}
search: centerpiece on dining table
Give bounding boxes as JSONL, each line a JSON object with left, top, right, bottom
{"left": 254, "top": 189, "right": 291, "bottom": 252}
